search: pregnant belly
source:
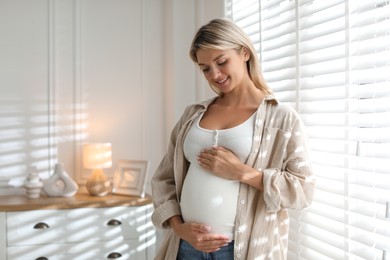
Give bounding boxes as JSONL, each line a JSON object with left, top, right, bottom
{"left": 180, "top": 164, "right": 240, "bottom": 239}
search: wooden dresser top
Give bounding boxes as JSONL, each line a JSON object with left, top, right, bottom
{"left": 0, "top": 192, "right": 152, "bottom": 212}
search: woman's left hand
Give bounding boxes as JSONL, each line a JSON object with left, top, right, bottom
{"left": 197, "top": 146, "right": 243, "bottom": 180}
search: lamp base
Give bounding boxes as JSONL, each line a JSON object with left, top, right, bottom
{"left": 86, "top": 169, "right": 111, "bottom": 196}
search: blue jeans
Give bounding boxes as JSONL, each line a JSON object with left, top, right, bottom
{"left": 176, "top": 239, "right": 234, "bottom": 260}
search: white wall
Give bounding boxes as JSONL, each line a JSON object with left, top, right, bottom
{"left": 163, "top": 0, "right": 224, "bottom": 136}
{"left": 0, "top": 0, "right": 224, "bottom": 195}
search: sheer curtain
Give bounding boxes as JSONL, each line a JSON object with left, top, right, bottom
{"left": 226, "top": 0, "right": 390, "bottom": 259}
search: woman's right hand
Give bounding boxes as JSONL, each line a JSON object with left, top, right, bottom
{"left": 169, "top": 216, "right": 231, "bottom": 253}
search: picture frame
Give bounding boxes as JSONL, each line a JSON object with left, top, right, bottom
{"left": 112, "top": 160, "right": 150, "bottom": 198}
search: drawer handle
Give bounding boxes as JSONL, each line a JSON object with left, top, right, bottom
{"left": 107, "top": 252, "right": 122, "bottom": 259}
{"left": 107, "top": 219, "right": 122, "bottom": 226}
{"left": 36, "top": 257, "right": 48, "bottom": 260}
{"left": 33, "top": 222, "right": 50, "bottom": 229}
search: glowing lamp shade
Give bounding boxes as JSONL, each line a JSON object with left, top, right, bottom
{"left": 83, "top": 143, "right": 112, "bottom": 196}
{"left": 83, "top": 143, "right": 112, "bottom": 169}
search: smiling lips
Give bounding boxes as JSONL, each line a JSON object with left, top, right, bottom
{"left": 216, "top": 77, "right": 229, "bottom": 86}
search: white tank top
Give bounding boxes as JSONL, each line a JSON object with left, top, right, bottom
{"left": 181, "top": 111, "right": 255, "bottom": 239}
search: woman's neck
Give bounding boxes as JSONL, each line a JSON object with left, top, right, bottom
{"left": 218, "top": 84, "right": 264, "bottom": 109}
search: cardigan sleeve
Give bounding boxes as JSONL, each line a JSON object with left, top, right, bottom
{"left": 151, "top": 105, "right": 193, "bottom": 229}
{"left": 262, "top": 107, "right": 316, "bottom": 212}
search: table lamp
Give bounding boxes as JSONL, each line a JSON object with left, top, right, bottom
{"left": 83, "top": 143, "right": 112, "bottom": 196}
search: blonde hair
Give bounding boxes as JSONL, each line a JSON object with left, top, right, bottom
{"left": 189, "top": 18, "right": 272, "bottom": 95}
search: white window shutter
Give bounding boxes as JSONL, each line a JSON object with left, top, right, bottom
{"left": 226, "top": 0, "right": 390, "bottom": 259}
{"left": 347, "top": 1, "right": 390, "bottom": 259}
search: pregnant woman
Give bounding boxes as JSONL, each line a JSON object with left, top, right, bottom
{"left": 151, "top": 18, "right": 315, "bottom": 260}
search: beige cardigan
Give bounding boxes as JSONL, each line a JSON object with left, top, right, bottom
{"left": 151, "top": 95, "right": 315, "bottom": 260}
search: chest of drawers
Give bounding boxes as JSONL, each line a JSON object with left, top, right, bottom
{"left": 0, "top": 193, "right": 155, "bottom": 260}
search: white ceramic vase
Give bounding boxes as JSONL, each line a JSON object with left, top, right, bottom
{"left": 43, "top": 163, "right": 79, "bottom": 197}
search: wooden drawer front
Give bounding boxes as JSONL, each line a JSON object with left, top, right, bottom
{"left": 7, "top": 240, "right": 146, "bottom": 260}
{"left": 7, "top": 206, "right": 150, "bottom": 246}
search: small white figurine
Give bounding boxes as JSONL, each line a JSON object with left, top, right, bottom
{"left": 24, "top": 167, "right": 44, "bottom": 199}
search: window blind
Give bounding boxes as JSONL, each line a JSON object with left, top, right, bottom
{"left": 226, "top": 1, "right": 390, "bottom": 259}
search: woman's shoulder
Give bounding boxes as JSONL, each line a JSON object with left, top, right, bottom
{"left": 175, "top": 96, "right": 217, "bottom": 125}
{"left": 192, "top": 96, "right": 218, "bottom": 108}
{"left": 265, "top": 96, "right": 297, "bottom": 114}
{"left": 183, "top": 96, "right": 217, "bottom": 114}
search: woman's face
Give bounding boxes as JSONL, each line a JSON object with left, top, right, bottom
{"left": 196, "top": 48, "right": 250, "bottom": 94}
